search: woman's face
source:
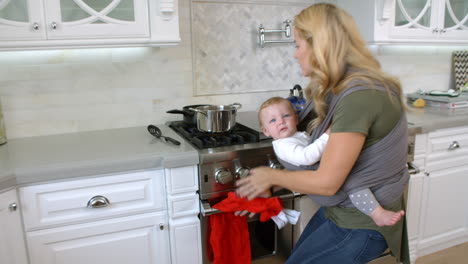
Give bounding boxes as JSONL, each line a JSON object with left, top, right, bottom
{"left": 293, "top": 29, "right": 312, "bottom": 76}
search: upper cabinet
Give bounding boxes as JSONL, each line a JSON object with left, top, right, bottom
{"left": 0, "top": 0, "right": 180, "bottom": 50}
{"left": 338, "top": 0, "right": 468, "bottom": 44}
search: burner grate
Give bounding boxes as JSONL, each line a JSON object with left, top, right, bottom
{"left": 168, "top": 121, "right": 260, "bottom": 149}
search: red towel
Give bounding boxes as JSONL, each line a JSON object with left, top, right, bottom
{"left": 207, "top": 192, "right": 284, "bottom": 264}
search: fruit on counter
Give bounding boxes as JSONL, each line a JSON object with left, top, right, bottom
{"left": 412, "top": 98, "right": 426, "bottom": 108}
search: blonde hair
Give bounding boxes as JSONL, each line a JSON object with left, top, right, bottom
{"left": 258, "top": 97, "right": 296, "bottom": 127}
{"left": 294, "top": 3, "right": 405, "bottom": 133}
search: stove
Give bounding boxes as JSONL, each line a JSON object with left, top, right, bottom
{"left": 168, "top": 120, "right": 280, "bottom": 200}
{"left": 168, "top": 111, "right": 297, "bottom": 263}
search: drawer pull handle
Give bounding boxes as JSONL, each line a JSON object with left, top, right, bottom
{"left": 159, "top": 223, "right": 164, "bottom": 230}
{"left": 448, "top": 141, "right": 460, "bottom": 150}
{"left": 87, "top": 195, "right": 110, "bottom": 208}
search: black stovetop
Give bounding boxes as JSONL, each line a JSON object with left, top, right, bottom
{"left": 168, "top": 121, "right": 260, "bottom": 149}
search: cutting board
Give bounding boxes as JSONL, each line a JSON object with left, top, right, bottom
{"left": 453, "top": 50, "right": 468, "bottom": 91}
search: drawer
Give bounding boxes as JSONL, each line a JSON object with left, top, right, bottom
{"left": 20, "top": 170, "right": 165, "bottom": 231}
{"left": 165, "top": 165, "right": 198, "bottom": 195}
{"left": 427, "top": 126, "right": 468, "bottom": 154}
{"left": 426, "top": 126, "right": 468, "bottom": 172}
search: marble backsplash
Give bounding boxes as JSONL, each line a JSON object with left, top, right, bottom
{"left": 0, "top": 0, "right": 463, "bottom": 139}
{"left": 192, "top": 1, "right": 308, "bottom": 95}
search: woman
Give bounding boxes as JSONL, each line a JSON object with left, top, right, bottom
{"left": 236, "top": 3, "right": 410, "bottom": 264}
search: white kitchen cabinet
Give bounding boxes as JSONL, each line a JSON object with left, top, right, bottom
{"left": 165, "top": 165, "right": 202, "bottom": 264}
{"left": 406, "top": 171, "right": 424, "bottom": 263}
{"left": 26, "top": 212, "right": 170, "bottom": 264}
{"left": 0, "top": 0, "right": 180, "bottom": 50}
{"left": 0, "top": 189, "right": 29, "bottom": 264}
{"left": 338, "top": 0, "right": 468, "bottom": 44}
{"left": 413, "top": 125, "right": 468, "bottom": 258}
{"left": 20, "top": 169, "right": 171, "bottom": 264}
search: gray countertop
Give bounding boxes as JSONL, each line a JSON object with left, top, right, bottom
{"left": 0, "top": 125, "right": 198, "bottom": 191}
{"left": 406, "top": 106, "right": 468, "bottom": 133}
{"left": 1, "top": 106, "right": 468, "bottom": 192}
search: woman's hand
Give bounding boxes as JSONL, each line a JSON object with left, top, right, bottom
{"left": 236, "top": 166, "right": 275, "bottom": 200}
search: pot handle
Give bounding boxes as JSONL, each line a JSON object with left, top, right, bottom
{"left": 187, "top": 107, "right": 207, "bottom": 116}
{"left": 166, "top": 109, "right": 194, "bottom": 116}
{"left": 231, "top": 103, "right": 242, "bottom": 110}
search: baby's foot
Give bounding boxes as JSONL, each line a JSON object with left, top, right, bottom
{"left": 370, "top": 206, "right": 405, "bottom": 227}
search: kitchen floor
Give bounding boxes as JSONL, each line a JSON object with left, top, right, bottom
{"left": 370, "top": 241, "right": 468, "bottom": 264}
{"left": 255, "top": 242, "right": 468, "bottom": 264}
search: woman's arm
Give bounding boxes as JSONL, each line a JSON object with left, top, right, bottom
{"left": 236, "top": 131, "right": 365, "bottom": 200}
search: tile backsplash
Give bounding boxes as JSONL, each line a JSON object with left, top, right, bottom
{"left": 0, "top": 0, "right": 463, "bottom": 139}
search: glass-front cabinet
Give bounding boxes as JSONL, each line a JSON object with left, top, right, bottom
{"left": 0, "top": 0, "right": 179, "bottom": 49}
{"left": 338, "top": 0, "right": 468, "bottom": 43}
{"left": 391, "top": 0, "right": 468, "bottom": 41}
{"left": 0, "top": 0, "right": 44, "bottom": 40}
{"left": 45, "top": 0, "right": 149, "bottom": 39}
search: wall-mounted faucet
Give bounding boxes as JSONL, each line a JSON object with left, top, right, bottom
{"left": 258, "top": 20, "right": 294, "bottom": 48}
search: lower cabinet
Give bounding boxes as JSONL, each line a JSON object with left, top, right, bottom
{"left": 410, "top": 126, "right": 468, "bottom": 261}
{"left": 26, "top": 212, "right": 170, "bottom": 264}
{"left": 18, "top": 166, "right": 202, "bottom": 264}
{"left": 406, "top": 172, "right": 425, "bottom": 263}
{"left": 165, "top": 166, "right": 202, "bottom": 264}
{"left": 417, "top": 165, "right": 468, "bottom": 255}
{"left": 0, "top": 189, "right": 29, "bottom": 264}
{"left": 20, "top": 169, "right": 170, "bottom": 264}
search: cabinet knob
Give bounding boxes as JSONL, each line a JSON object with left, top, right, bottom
{"left": 32, "top": 23, "right": 39, "bottom": 31}
{"left": 87, "top": 195, "right": 110, "bottom": 208}
{"left": 51, "top": 22, "right": 57, "bottom": 30}
{"left": 8, "top": 203, "right": 17, "bottom": 211}
{"left": 159, "top": 223, "right": 164, "bottom": 230}
{"left": 448, "top": 141, "right": 460, "bottom": 150}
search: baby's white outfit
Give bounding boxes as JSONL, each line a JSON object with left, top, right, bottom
{"left": 272, "top": 132, "right": 329, "bottom": 167}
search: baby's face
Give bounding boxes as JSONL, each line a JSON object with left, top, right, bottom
{"left": 260, "top": 102, "right": 298, "bottom": 140}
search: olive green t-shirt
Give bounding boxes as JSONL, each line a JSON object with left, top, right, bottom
{"left": 331, "top": 89, "right": 402, "bottom": 148}
{"left": 325, "top": 88, "right": 409, "bottom": 263}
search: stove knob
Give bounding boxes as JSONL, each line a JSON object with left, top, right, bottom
{"left": 269, "top": 161, "right": 282, "bottom": 169}
{"left": 215, "top": 168, "right": 234, "bottom": 184}
{"left": 235, "top": 167, "right": 250, "bottom": 179}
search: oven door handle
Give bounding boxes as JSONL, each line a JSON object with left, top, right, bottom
{"left": 200, "top": 192, "right": 303, "bottom": 217}
{"left": 408, "top": 162, "right": 420, "bottom": 175}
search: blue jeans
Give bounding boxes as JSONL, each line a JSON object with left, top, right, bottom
{"left": 286, "top": 207, "right": 388, "bottom": 264}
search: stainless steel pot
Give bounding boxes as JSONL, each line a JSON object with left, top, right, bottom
{"left": 189, "top": 103, "right": 242, "bottom": 132}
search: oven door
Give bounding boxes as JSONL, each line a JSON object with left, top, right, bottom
{"left": 199, "top": 191, "right": 302, "bottom": 264}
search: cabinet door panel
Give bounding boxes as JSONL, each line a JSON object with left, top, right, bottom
{"left": 390, "top": 0, "right": 436, "bottom": 39}
{"left": 27, "top": 212, "right": 170, "bottom": 264}
{"left": 0, "top": 190, "right": 28, "bottom": 264}
{"left": 0, "top": 0, "right": 45, "bottom": 40}
{"left": 420, "top": 166, "right": 468, "bottom": 244}
{"left": 441, "top": 0, "right": 468, "bottom": 39}
{"left": 44, "top": 0, "right": 149, "bottom": 39}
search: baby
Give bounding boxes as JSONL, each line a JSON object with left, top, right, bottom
{"left": 258, "top": 97, "right": 404, "bottom": 227}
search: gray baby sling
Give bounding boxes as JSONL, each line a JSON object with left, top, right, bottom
{"left": 279, "top": 85, "right": 410, "bottom": 207}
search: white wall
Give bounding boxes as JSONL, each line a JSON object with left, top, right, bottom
{"left": 0, "top": 1, "right": 463, "bottom": 139}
